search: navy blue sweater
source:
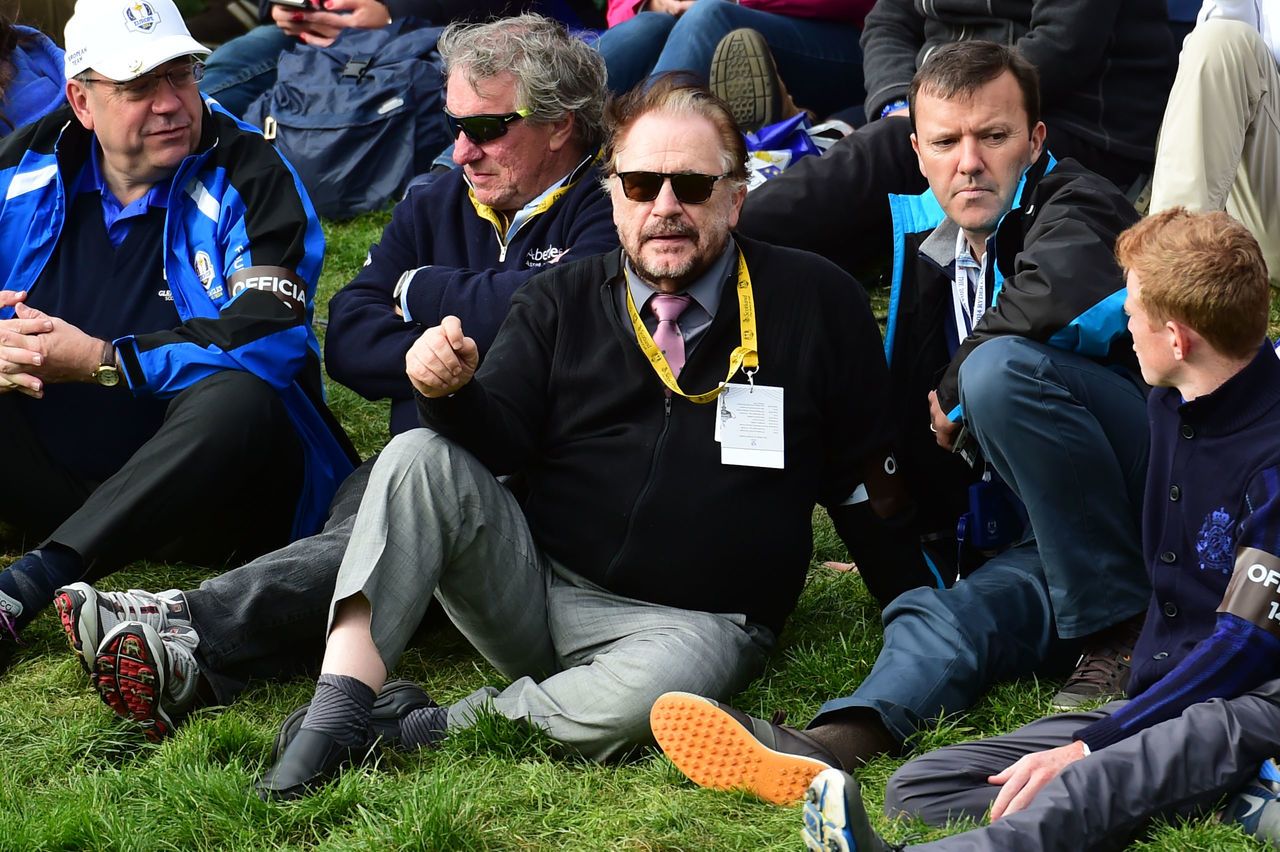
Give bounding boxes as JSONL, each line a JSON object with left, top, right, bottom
{"left": 324, "top": 156, "right": 617, "bottom": 436}
{"left": 1078, "top": 343, "right": 1280, "bottom": 749}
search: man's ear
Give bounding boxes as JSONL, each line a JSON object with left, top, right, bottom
{"left": 725, "top": 180, "right": 748, "bottom": 230}
{"left": 65, "top": 80, "right": 95, "bottom": 131}
{"left": 1169, "top": 319, "right": 1193, "bottom": 362}
{"left": 1028, "top": 120, "right": 1047, "bottom": 164}
{"left": 910, "top": 132, "right": 925, "bottom": 178}
{"left": 547, "top": 111, "right": 576, "bottom": 153}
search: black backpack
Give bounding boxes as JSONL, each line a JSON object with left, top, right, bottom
{"left": 244, "top": 19, "right": 451, "bottom": 219}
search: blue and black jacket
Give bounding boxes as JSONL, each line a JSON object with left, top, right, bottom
{"left": 882, "top": 153, "right": 1141, "bottom": 530}
{"left": 0, "top": 99, "right": 358, "bottom": 538}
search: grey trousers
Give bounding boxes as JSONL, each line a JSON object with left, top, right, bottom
{"left": 885, "top": 680, "right": 1280, "bottom": 851}
{"left": 331, "top": 428, "right": 775, "bottom": 762}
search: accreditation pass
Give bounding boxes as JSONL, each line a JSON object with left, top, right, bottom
{"left": 715, "top": 384, "right": 784, "bottom": 469}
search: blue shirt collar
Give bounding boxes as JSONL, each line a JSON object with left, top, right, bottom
{"left": 77, "top": 138, "right": 172, "bottom": 217}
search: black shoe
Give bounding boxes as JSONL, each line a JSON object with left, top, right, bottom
{"left": 270, "top": 679, "right": 438, "bottom": 762}
{"left": 256, "top": 727, "right": 375, "bottom": 802}
{"left": 650, "top": 691, "right": 840, "bottom": 805}
{"left": 1051, "top": 614, "right": 1144, "bottom": 710}
{"left": 710, "top": 28, "right": 784, "bottom": 132}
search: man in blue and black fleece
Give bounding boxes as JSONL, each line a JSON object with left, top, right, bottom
{"left": 0, "top": 0, "right": 356, "bottom": 667}
{"left": 800, "top": 208, "right": 1280, "bottom": 852}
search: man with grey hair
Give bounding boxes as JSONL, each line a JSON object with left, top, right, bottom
{"left": 54, "top": 12, "right": 617, "bottom": 744}
{"left": 253, "top": 74, "right": 896, "bottom": 800}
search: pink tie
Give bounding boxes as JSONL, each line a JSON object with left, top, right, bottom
{"left": 650, "top": 293, "right": 692, "bottom": 377}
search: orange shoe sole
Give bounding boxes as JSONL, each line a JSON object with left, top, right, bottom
{"left": 650, "top": 692, "right": 830, "bottom": 805}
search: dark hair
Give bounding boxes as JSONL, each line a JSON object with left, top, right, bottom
{"left": 908, "top": 41, "right": 1041, "bottom": 132}
{"left": 601, "top": 72, "right": 748, "bottom": 182}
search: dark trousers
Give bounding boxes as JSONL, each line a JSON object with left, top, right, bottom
{"left": 186, "top": 457, "right": 372, "bottom": 704}
{"left": 0, "top": 370, "right": 303, "bottom": 580}
{"left": 887, "top": 681, "right": 1280, "bottom": 851}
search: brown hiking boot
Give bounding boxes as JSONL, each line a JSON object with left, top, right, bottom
{"left": 1050, "top": 614, "right": 1145, "bottom": 710}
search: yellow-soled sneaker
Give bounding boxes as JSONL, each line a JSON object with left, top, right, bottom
{"left": 650, "top": 691, "right": 838, "bottom": 805}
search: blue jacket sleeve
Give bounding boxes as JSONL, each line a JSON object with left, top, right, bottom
{"left": 1075, "top": 614, "right": 1280, "bottom": 750}
{"left": 1077, "top": 472, "right": 1280, "bottom": 750}
{"left": 115, "top": 129, "right": 326, "bottom": 398}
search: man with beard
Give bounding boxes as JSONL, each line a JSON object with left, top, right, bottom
{"left": 253, "top": 73, "right": 899, "bottom": 800}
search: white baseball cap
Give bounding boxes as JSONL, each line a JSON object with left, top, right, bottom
{"left": 64, "top": 0, "right": 210, "bottom": 82}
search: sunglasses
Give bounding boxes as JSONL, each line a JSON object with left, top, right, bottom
{"left": 444, "top": 106, "right": 533, "bottom": 144}
{"left": 615, "top": 171, "right": 730, "bottom": 205}
{"left": 82, "top": 62, "right": 205, "bottom": 102}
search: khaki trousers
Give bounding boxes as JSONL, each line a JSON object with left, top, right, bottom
{"left": 1151, "top": 19, "right": 1280, "bottom": 285}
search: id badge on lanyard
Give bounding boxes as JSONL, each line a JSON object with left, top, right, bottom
{"left": 951, "top": 233, "right": 988, "bottom": 342}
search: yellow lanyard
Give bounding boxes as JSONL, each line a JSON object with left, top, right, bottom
{"left": 625, "top": 249, "right": 759, "bottom": 404}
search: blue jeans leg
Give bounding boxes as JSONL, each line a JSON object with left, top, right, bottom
{"left": 650, "top": 0, "right": 865, "bottom": 118}
{"left": 810, "top": 543, "right": 1071, "bottom": 743}
{"left": 594, "top": 12, "right": 676, "bottom": 95}
{"left": 958, "top": 337, "right": 1150, "bottom": 639}
{"left": 200, "top": 24, "right": 297, "bottom": 118}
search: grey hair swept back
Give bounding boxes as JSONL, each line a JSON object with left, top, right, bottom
{"left": 438, "top": 13, "right": 608, "bottom": 151}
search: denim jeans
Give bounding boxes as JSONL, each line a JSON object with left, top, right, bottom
{"left": 201, "top": 24, "right": 296, "bottom": 119}
{"left": 595, "top": 0, "right": 864, "bottom": 117}
{"left": 810, "top": 339, "right": 1150, "bottom": 742}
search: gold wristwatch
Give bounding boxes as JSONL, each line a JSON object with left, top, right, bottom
{"left": 91, "top": 340, "right": 120, "bottom": 387}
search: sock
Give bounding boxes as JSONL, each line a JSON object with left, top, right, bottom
{"left": 399, "top": 705, "right": 449, "bottom": 751}
{"left": 300, "top": 673, "right": 376, "bottom": 748}
{"left": 805, "top": 708, "right": 899, "bottom": 769}
{"left": 0, "top": 544, "right": 84, "bottom": 628}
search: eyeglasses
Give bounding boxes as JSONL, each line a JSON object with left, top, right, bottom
{"left": 81, "top": 62, "right": 205, "bottom": 102}
{"left": 615, "top": 171, "right": 730, "bottom": 205}
{"left": 444, "top": 107, "right": 533, "bottom": 144}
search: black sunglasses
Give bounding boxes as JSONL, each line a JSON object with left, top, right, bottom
{"left": 615, "top": 171, "right": 730, "bottom": 204}
{"left": 444, "top": 107, "right": 532, "bottom": 144}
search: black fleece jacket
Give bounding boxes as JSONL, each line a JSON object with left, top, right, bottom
{"left": 419, "top": 236, "right": 893, "bottom": 634}
{"left": 861, "top": 0, "right": 1176, "bottom": 161}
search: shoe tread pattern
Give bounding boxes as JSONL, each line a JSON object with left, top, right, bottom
{"left": 94, "top": 628, "right": 170, "bottom": 743}
{"left": 650, "top": 692, "right": 827, "bottom": 805}
{"left": 53, "top": 588, "right": 93, "bottom": 674}
{"left": 710, "top": 29, "right": 779, "bottom": 132}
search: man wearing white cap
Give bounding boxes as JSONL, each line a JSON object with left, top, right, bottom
{"left": 0, "top": 0, "right": 356, "bottom": 670}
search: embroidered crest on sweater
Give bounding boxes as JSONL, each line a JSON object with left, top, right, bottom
{"left": 1197, "top": 508, "right": 1236, "bottom": 575}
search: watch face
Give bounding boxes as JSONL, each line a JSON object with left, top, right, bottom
{"left": 94, "top": 366, "right": 120, "bottom": 387}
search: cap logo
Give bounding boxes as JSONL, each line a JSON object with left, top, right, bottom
{"left": 123, "top": 1, "right": 161, "bottom": 33}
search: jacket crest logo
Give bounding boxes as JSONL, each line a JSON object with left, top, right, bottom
{"left": 1196, "top": 507, "right": 1235, "bottom": 575}
{"left": 124, "top": 2, "right": 161, "bottom": 32}
{"left": 194, "top": 251, "right": 215, "bottom": 288}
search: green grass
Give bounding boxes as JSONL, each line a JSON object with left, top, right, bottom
{"left": 0, "top": 212, "right": 1268, "bottom": 850}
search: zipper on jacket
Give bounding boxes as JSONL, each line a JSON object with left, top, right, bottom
{"left": 603, "top": 394, "right": 673, "bottom": 580}
{"left": 492, "top": 206, "right": 548, "bottom": 264}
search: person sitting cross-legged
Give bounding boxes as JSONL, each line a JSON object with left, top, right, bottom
{"left": 252, "top": 74, "right": 900, "bottom": 801}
